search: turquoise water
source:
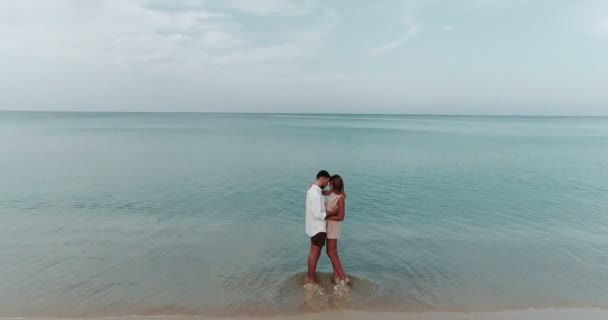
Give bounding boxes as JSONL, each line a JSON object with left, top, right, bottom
{"left": 1, "top": 112, "right": 607, "bottom": 317}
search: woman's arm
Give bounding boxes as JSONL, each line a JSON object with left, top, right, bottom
{"left": 327, "top": 197, "right": 345, "bottom": 221}
{"left": 309, "top": 184, "right": 331, "bottom": 196}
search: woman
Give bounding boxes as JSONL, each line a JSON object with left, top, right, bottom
{"left": 323, "top": 175, "right": 348, "bottom": 284}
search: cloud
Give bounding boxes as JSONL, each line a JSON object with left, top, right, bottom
{"left": 367, "top": 0, "right": 435, "bottom": 55}
{"left": 214, "top": 30, "right": 324, "bottom": 67}
{"left": 370, "top": 24, "right": 422, "bottom": 55}
{"left": 1, "top": 0, "right": 607, "bottom": 114}
{"left": 144, "top": 0, "right": 208, "bottom": 13}
{"left": 0, "top": 0, "right": 333, "bottom": 67}
{"left": 573, "top": 0, "right": 608, "bottom": 39}
{"left": 441, "top": 24, "right": 454, "bottom": 32}
{"left": 223, "top": 0, "right": 316, "bottom": 16}
{"left": 0, "top": 0, "right": 340, "bottom": 112}
{"left": 0, "top": 1, "right": 241, "bottom": 62}
{"left": 591, "top": 18, "right": 608, "bottom": 37}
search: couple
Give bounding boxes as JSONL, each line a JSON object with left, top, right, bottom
{"left": 305, "top": 170, "right": 348, "bottom": 285}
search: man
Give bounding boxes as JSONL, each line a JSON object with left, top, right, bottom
{"left": 305, "top": 170, "right": 339, "bottom": 284}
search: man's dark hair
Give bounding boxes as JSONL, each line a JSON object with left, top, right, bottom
{"left": 316, "top": 170, "right": 330, "bottom": 179}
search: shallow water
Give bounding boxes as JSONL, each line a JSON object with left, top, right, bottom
{"left": 1, "top": 112, "right": 607, "bottom": 317}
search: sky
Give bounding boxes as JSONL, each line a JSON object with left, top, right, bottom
{"left": 0, "top": 0, "right": 607, "bottom": 115}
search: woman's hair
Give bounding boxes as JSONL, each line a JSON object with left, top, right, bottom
{"left": 330, "top": 175, "right": 344, "bottom": 194}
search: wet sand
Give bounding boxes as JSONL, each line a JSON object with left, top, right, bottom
{"left": 2, "top": 309, "right": 608, "bottom": 320}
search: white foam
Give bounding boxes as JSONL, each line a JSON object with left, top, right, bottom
{"left": 331, "top": 282, "right": 352, "bottom": 309}
{"left": 302, "top": 283, "right": 329, "bottom": 312}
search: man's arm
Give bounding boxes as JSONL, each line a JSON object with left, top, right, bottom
{"left": 309, "top": 184, "right": 331, "bottom": 196}
{"left": 325, "top": 205, "right": 339, "bottom": 219}
{"left": 309, "top": 191, "right": 327, "bottom": 221}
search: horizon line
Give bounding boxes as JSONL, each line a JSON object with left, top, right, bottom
{"left": 1, "top": 110, "right": 607, "bottom": 117}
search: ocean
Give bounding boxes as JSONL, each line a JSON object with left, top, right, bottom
{"left": 1, "top": 112, "right": 607, "bottom": 319}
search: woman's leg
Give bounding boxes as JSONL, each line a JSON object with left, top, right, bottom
{"left": 325, "top": 239, "right": 338, "bottom": 280}
{"left": 326, "top": 239, "right": 346, "bottom": 281}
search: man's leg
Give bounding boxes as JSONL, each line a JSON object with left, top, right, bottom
{"left": 307, "top": 243, "right": 322, "bottom": 284}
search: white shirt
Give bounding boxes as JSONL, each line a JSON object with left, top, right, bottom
{"left": 306, "top": 185, "right": 327, "bottom": 237}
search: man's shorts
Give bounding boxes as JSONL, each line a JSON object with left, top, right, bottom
{"left": 311, "top": 232, "right": 327, "bottom": 247}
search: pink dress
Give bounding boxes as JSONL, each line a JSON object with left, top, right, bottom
{"left": 326, "top": 193, "right": 343, "bottom": 239}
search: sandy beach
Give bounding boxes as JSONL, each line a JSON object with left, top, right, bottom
{"left": 2, "top": 309, "right": 608, "bottom": 320}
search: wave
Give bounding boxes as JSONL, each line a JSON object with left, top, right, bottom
{"left": 278, "top": 272, "right": 378, "bottom": 313}
{"left": 2, "top": 308, "right": 608, "bottom": 320}
{"left": 4, "top": 271, "right": 605, "bottom": 319}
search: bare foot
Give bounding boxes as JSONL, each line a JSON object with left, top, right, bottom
{"left": 334, "top": 275, "right": 349, "bottom": 283}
